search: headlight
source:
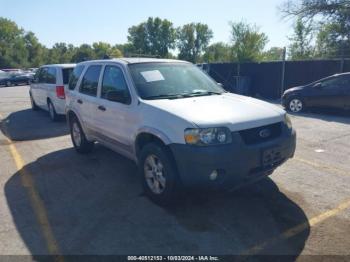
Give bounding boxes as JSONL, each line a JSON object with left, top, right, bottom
{"left": 284, "top": 114, "right": 293, "bottom": 129}
{"left": 184, "top": 127, "right": 232, "bottom": 146}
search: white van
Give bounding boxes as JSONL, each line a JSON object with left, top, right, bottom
{"left": 65, "top": 58, "right": 296, "bottom": 205}
{"left": 30, "top": 64, "right": 75, "bottom": 121}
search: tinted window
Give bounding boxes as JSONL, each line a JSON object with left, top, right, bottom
{"left": 320, "top": 76, "right": 348, "bottom": 90}
{"left": 101, "top": 66, "right": 130, "bottom": 103}
{"left": 69, "top": 65, "right": 85, "bottom": 90}
{"left": 33, "top": 68, "right": 42, "bottom": 82}
{"left": 79, "top": 65, "right": 102, "bottom": 96}
{"left": 38, "top": 68, "right": 47, "bottom": 83}
{"left": 62, "top": 68, "right": 74, "bottom": 85}
{"left": 46, "top": 67, "right": 57, "bottom": 84}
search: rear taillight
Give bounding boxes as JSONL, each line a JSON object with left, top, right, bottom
{"left": 56, "top": 86, "right": 65, "bottom": 99}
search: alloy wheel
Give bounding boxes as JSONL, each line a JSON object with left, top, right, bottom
{"left": 72, "top": 122, "right": 82, "bottom": 147}
{"left": 289, "top": 98, "right": 303, "bottom": 113}
{"left": 144, "top": 154, "right": 166, "bottom": 194}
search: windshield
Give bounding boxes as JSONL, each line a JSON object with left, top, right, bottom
{"left": 128, "top": 62, "right": 224, "bottom": 100}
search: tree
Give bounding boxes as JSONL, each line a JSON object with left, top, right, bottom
{"left": 24, "top": 32, "right": 47, "bottom": 66}
{"left": 315, "top": 22, "right": 349, "bottom": 58}
{"left": 0, "top": 17, "right": 28, "bottom": 67}
{"left": 288, "top": 18, "right": 314, "bottom": 60}
{"left": 263, "top": 47, "right": 285, "bottom": 61}
{"left": 202, "top": 42, "right": 231, "bottom": 63}
{"left": 48, "top": 43, "right": 76, "bottom": 64}
{"left": 281, "top": 0, "right": 350, "bottom": 57}
{"left": 177, "top": 23, "right": 213, "bottom": 63}
{"left": 229, "top": 21, "right": 268, "bottom": 62}
{"left": 92, "top": 42, "right": 122, "bottom": 59}
{"left": 127, "top": 17, "right": 176, "bottom": 57}
{"left": 72, "top": 44, "right": 94, "bottom": 62}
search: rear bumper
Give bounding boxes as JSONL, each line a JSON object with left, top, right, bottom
{"left": 169, "top": 125, "right": 296, "bottom": 189}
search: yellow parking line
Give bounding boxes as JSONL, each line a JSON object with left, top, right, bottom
{"left": 294, "top": 156, "right": 349, "bottom": 177}
{"left": 0, "top": 113, "right": 63, "bottom": 260}
{"left": 241, "top": 198, "right": 350, "bottom": 255}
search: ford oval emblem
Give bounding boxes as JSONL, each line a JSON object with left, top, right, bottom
{"left": 259, "top": 128, "right": 271, "bottom": 138}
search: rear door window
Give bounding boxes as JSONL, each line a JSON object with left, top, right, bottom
{"left": 79, "top": 65, "right": 102, "bottom": 97}
{"left": 68, "top": 65, "right": 85, "bottom": 90}
{"left": 62, "top": 68, "right": 74, "bottom": 85}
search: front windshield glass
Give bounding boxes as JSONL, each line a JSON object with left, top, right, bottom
{"left": 128, "top": 62, "right": 224, "bottom": 100}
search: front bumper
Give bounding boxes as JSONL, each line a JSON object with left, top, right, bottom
{"left": 169, "top": 125, "right": 296, "bottom": 189}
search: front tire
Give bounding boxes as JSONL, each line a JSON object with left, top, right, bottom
{"left": 70, "top": 116, "right": 94, "bottom": 154}
{"left": 30, "top": 93, "right": 39, "bottom": 111}
{"left": 139, "top": 143, "right": 181, "bottom": 205}
{"left": 287, "top": 97, "right": 304, "bottom": 113}
{"left": 6, "top": 81, "right": 12, "bottom": 87}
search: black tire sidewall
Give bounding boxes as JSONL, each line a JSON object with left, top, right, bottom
{"left": 139, "top": 143, "right": 180, "bottom": 205}
{"left": 30, "top": 93, "right": 39, "bottom": 110}
{"left": 70, "top": 116, "right": 94, "bottom": 154}
{"left": 48, "top": 101, "right": 59, "bottom": 121}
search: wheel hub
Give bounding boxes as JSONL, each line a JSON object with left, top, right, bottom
{"left": 144, "top": 155, "right": 166, "bottom": 194}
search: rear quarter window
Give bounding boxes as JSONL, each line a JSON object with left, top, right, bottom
{"left": 62, "top": 68, "right": 74, "bottom": 85}
{"left": 68, "top": 65, "right": 85, "bottom": 90}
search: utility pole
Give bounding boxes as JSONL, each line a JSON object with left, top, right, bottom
{"left": 280, "top": 47, "right": 286, "bottom": 98}
{"left": 340, "top": 39, "right": 345, "bottom": 73}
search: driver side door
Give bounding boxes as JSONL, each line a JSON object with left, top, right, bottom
{"left": 309, "top": 77, "right": 344, "bottom": 109}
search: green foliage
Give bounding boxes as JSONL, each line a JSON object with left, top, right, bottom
{"left": 0, "top": 17, "right": 27, "bottom": 67}
{"left": 229, "top": 21, "right": 268, "bottom": 62}
{"left": 288, "top": 18, "right": 314, "bottom": 60}
{"left": 281, "top": 0, "right": 350, "bottom": 58}
{"left": 202, "top": 42, "right": 232, "bottom": 63}
{"left": 263, "top": 47, "right": 285, "bottom": 61}
{"left": 177, "top": 23, "right": 213, "bottom": 63}
{"left": 127, "top": 17, "right": 176, "bottom": 57}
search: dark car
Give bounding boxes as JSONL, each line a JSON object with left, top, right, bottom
{"left": 0, "top": 72, "right": 33, "bottom": 87}
{"left": 282, "top": 73, "right": 350, "bottom": 113}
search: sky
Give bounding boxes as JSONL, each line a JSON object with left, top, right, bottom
{"left": 0, "top": 0, "right": 294, "bottom": 50}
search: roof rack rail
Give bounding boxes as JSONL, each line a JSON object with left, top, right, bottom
{"left": 126, "top": 53, "right": 161, "bottom": 58}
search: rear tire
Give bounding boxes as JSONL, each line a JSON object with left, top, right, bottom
{"left": 48, "top": 100, "right": 59, "bottom": 121}
{"left": 70, "top": 116, "right": 94, "bottom": 154}
{"left": 139, "top": 143, "right": 181, "bottom": 205}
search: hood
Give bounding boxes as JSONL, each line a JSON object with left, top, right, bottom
{"left": 142, "top": 93, "right": 285, "bottom": 131}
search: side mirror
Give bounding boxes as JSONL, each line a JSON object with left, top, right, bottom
{"left": 106, "top": 90, "right": 130, "bottom": 104}
{"left": 217, "top": 83, "right": 224, "bottom": 88}
{"left": 314, "top": 82, "right": 322, "bottom": 89}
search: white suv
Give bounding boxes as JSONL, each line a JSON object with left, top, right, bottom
{"left": 66, "top": 58, "right": 296, "bottom": 204}
{"left": 30, "top": 64, "right": 75, "bottom": 121}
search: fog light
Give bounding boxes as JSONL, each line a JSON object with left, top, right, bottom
{"left": 209, "top": 170, "right": 218, "bottom": 181}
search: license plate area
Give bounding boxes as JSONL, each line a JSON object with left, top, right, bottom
{"left": 262, "top": 147, "right": 282, "bottom": 167}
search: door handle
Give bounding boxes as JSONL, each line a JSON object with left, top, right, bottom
{"left": 77, "top": 99, "right": 83, "bottom": 104}
{"left": 98, "top": 105, "right": 106, "bottom": 111}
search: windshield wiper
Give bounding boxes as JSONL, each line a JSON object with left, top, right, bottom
{"left": 145, "top": 94, "right": 185, "bottom": 100}
{"left": 180, "top": 91, "right": 223, "bottom": 97}
{"left": 145, "top": 91, "right": 223, "bottom": 100}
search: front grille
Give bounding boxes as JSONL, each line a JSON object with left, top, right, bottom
{"left": 239, "top": 122, "right": 282, "bottom": 145}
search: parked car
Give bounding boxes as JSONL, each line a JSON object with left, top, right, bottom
{"left": 66, "top": 58, "right": 296, "bottom": 204}
{"left": 282, "top": 73, "right": 350, "bottom": 113}
{"left": 0, "top": 72, "right": 32, "bottom": 87}
{"left": 30, "top": 64, "right": 75, "bottom": 121}
{"left": 1, "top": 68, "right": 22, "bottom": 73}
